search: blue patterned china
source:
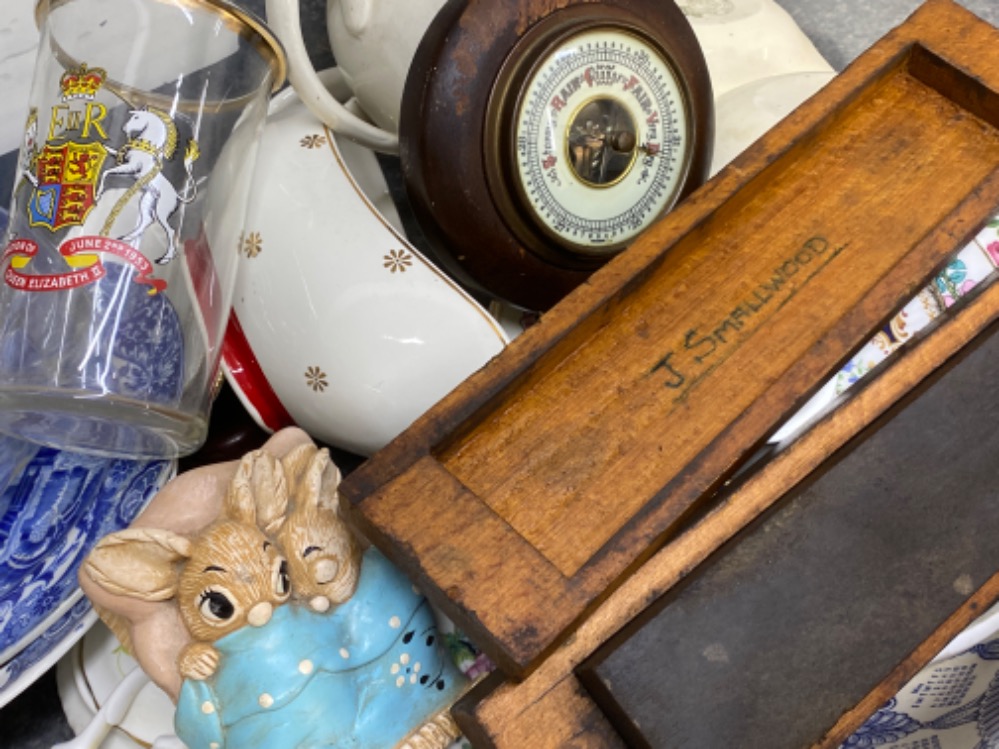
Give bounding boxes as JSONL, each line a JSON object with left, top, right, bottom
{"left": 0, "top": 597, "right": 97, "bottom": 707}
{"left": 0, "top": 439, "right": 173, "bottom": 709}
{"left": 0, "top": 202, "right": 174, "bottom": 685}
{"left": 0, "top": 438, "right": 173, "bottom": 664}
{"left": 843, "top": 605, "right": 999, "bottom": 748}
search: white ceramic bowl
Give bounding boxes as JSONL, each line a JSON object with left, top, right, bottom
{"left": 221, "top": 71, "right": 508, "bottom": 457}
{"left": 57, "top": 622, "right": 177, "bottom": 749}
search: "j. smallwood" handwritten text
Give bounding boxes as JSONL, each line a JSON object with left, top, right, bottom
{"left": 650, "top": 236, "right": 847, "bottom": 397}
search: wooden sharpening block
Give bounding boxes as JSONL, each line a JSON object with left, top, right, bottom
{"left": 577, "top": 321, "right": 999, "bottom": 748}
{"left": 341, "top": 0, "right": 999, "bottom": 678}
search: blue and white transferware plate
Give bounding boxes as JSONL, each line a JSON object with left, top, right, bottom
{"left": 0, "top": 435, "right": 173, "bottom": 662}
{"left": 0, "top": 433, "right": 174, "bottom": 707}
{"left": 0, "top": 200, "right": 173, "bottom": 704}
{"left": 1, "top": 598, "right": 98, "bottom": 707}
{"left": 843, "top": 605, "right": 999, "bottom": 748}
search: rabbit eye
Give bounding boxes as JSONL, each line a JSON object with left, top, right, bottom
{"left": 198, "top": 589, "right": 235, "bottom": 623}
{"left": 273, "top": 557, "right": 291, "bottom": 598}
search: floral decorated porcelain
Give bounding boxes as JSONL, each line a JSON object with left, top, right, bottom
{"left": 771, "top": 223, "right": 999, "bottom": 444}
{"left": 221, "top": 72, "right": 508, "bottom": 457}
{"left": 842, "top": 604, "right": 999, "bottom": 748}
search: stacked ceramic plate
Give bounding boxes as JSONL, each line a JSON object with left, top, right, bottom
{"left": 0, "top": 431, "right": 174, "bottom": 708}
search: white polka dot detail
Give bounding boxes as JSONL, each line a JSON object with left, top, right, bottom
{"left": 396, "top": 675, "right": 405, "bottom": 688}
{"left": 259, "top": 693, "right": 275, "bottom": 708}
{"left": 339, "top": 647, "right": 350, "bottom": 659}
{"left": 201, "top": 701, "right": 216, "bottom": 715}
{"left": 299, "top": 659, "right": 314, "bottom": 674}
{"left": 389, "top": 616, "right": 402, "bottom": 629}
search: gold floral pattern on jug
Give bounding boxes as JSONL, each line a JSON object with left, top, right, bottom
{"left": 304, "top": 366, "right": 328, "bottom": 392}
{"left": 383, "top": 249, "right": 413, "bottom": 273}
{"left": 300, "top": 134, "right": 327, "bottom": 149}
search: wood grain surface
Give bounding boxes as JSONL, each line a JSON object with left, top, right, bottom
{"left": 344, "top": 0, "right": 999, "bottom": 679}
{"left": 578, "top": 322, "right": 999, "bottom": 748}
{"left": 458, "top": 278, "right": 999, "bottom": 748}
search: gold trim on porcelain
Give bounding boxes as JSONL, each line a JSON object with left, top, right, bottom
{"left": 76, "top": 641, "right": 156, "bottom": 748}
{"left": 321, "top": 124, "right": 511, "bottom": 343}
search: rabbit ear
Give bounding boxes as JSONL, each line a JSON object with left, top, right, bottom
{"left": 83, "top": 527, "right": 192, "bottom": 602}
{"left": 294, "top": 447, "right": 342, "bottom": 514}
{"left": 226, "top": 450, "right": 289, "bottom": 534}
{"left": 281, "top": 442, "right": 319, "bottom": 484}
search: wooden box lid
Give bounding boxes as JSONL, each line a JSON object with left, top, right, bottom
{"left": 342, "top": 0, "right": 999, "bottom": 677}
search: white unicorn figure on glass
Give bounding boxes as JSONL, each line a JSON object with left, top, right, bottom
{"left": 95, "top": 106, "right": 200, "bottom": 264}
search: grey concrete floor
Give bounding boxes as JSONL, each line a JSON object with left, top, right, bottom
{"left": 775, "top": 0, "right": 999, "bottom": 70}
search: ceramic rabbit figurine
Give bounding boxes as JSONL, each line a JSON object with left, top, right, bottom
{"left": 80, "top": 428, "right": 465, "bottom": 749}
{"left": 272, "top": 442, "right": 361, "bottom": 613}
{"left": 86, "top": 450, "right": 294, "bottom": 682}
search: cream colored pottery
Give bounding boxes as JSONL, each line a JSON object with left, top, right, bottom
{"left": 222, "top": 71, "right": 508, "bottom": 456}
{"left": 681, "top": 0, "right": 833, "bottom": 98}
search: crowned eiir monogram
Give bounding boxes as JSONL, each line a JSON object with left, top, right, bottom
{"left": 4, "top": 60, "right": 202, "bottom": 294}
{"left": 60, "top": 62, "right": 108, "bottom": 101}
{"left": 23, "top": 64, "right": 111, "bottom": 234}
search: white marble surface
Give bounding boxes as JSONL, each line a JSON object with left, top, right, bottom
{"left": 0, "top": 0, "right": 40, "bottom": 157}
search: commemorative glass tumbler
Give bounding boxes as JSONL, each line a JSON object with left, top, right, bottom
{"left": 0, "top": 0, "right": 284, "bottom": 459}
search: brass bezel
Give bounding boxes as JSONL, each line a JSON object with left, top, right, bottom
{"left": 484, "top": 14, "right": 696, "bottom": 265}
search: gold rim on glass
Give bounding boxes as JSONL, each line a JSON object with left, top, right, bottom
{"left": 35, "top": 0, "right": 287, "bottom": 98}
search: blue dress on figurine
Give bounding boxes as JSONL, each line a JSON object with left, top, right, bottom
{"left": 174, "top": 549, "right": 465, "bottom": 749}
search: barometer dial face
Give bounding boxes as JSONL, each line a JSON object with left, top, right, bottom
{"left": 512, "top": 28, "right": 690, "bottom": 256}
{"left": 401, "top": 0, "right": 713, "bottom": 310}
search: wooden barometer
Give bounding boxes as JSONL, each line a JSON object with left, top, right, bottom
{"left": 400, "top": 0, "right": 714, "bottom": 310}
